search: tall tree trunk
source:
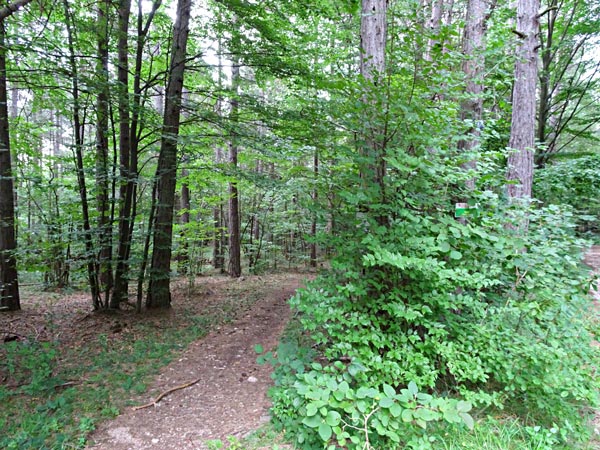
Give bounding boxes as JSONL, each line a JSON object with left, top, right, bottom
{"left": 228, "top": 55, "right": 242, "bottom": 278}
{"left": 146, "top": 0, "right": 192, "bottom": 308}
{"left": 506, "top": 0, "right": 540, "bottom": 201}
{"left": 0, "top": 22, "right": 19, "bottom": 311}
{"left": 63, "top": 0, "right": 101, "bottom": 308}
{"left": 96, "top": 0, "right": 113, "bottom": 302}
{"left": 359, "top": 0, "right": 388, "bottom": 226}
{"left": 424, "top": 0, "right": 443, "bottom": 62}
{"left": 111, "top": 0, "right": 133, "bottom": 307}
{"left": 457, "top": 0, "right": 492, "bottom": 189}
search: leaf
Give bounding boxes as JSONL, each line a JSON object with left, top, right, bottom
{"left": 379, "top": 397, "right": 395, "bottom": 408}
{"left": 408, "top": 381, "right": 419, "bottom": 396}
{"left": 254, "top": 344, "right": 263, "bottom": 354}
{"left": 306, "top": 402, "right": 319, "bottom": 416}
{"left": 438, "top": 241, "right": 450, "bottom": 253}
{"left": 302, "top": 415, "right": 322, "bottom": 428}
{"left": 450, "top": 250, "right": 462, "bottom": 260}
{"left": 326, "top": 410, "right": 341, "bottom": 426}
{"left": 318, "top": 422, "right": 333, "bottom": 442}
{"left": 390, "top": 403, "right": 402, "bottom": 418}
{"left": 456, "top": 400, "right": 472, "bottom": 413}
{"left": 383, "top": 383, "right": 396, "bottom": 397}
{"left": 401, "top": 409, "right": 413, "bottom": 422}
{"left": 460, "top": 412, "right": 475, "bottom": 430}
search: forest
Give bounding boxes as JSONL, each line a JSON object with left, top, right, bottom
{"left": 0, "top": 0, "right": 599, "bottom": 448}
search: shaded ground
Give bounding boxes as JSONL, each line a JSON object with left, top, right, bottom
{"left": 0, "top": 272, "right": 307, "bottom": 449}
{"left": 86, "top": 273, "right": 304, "bottom": 449}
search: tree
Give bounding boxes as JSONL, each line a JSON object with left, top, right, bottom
{"left": 0, "top": 1, "right": 34, "bottom": 311}
{"left": 228, "top": 52, "right": 242, "bottom": 278}
{"left": 147, "top": 0, "right": 192, "bottom": 308}
{"left": 506, "top": 0, "right": 540, "bottom": 200}
{"left": 359, "top": 0, "right": 388, "bottom": 225}
{"left": 95, "top": 0, "right": 113, "bottom": 302}
{"left": 458, "top": 0, "right": 494, "bottom": 188}
{"left": 111, "top": 0, "right": 133, "bottom": 307}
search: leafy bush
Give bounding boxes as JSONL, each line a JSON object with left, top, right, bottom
{"left": 268, "top": 147, "right": 598, "bottom": 448}
{"left": 535, "top": 155, "right": 600, "bottom": 235}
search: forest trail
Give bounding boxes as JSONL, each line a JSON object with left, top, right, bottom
{"left": 87, "top": 275, "right": 304, "bottom": 450}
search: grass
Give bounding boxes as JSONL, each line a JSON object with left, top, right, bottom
{"left": 0, "top": 279, "right": 269, "bottom": 450}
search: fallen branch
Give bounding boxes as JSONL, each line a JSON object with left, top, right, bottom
{"left": 132, "top": 377, "right": 201, "bottom": 411}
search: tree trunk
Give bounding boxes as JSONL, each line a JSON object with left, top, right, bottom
{"left": 228, "top": 55, "right": 242, "bottom": 278}
{"left": 360, "top": 0, "right": 388, "bottom": 226}
{"left": 457, "top": 0, "right": 492, "bottom": 189}
{"left": 0, "top": 22, "right": 19, "bottom": 311}
{"left": 179, "top": 166, "right": 191, "bottom": 275}
{"left": 425, "top": 0, "right": 443, "bottom": 62}
{"left": 310, "top": 149, "right": 318, "bottom": 268}
{"left": 507, "top": 0, "right": 540, "bottom": 201}
{"left": 146, "top": 0, "right": 192, "bottom": 308}
{"left": 111, "top": 0, "right": 133, "bottom": 307}
{"left": 96, "top": 0, "right": 113, "bottom": 302}
{"left": 63, "top": 0, "right": 101, "bottom": 308}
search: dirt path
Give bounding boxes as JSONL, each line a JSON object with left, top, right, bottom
{"left": 87, "top": 277, "right": 304, "bottom": 450}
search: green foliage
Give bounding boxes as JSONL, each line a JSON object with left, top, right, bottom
{"left": 535, "top": 155, "right": 600, "bottom": 235}
{"left": 268, "top": 137, "right": 598, "bottom": 447}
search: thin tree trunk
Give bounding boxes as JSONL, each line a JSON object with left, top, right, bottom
{"left": 63, "top": 0, "right": 101, "bottom": 308}
{"left": 146, "top": 0, "right": 192, "bottom": 308}
{"left": 228, "top": 55, "right": 242, "bottom": 278}
{"left": 179, "top": 166, "right": 190, "bottom": 274}
{"left": 96, "top": 0, "right": 113, "bottom": 302}
{"left": 310, "top": 149, "right": 318, "bottom": 268}
{"left": 506, "top": 0, "right": 540, "bottom": 202}
{"left": 112, "top": 0, "right": 133, "bottom": 307}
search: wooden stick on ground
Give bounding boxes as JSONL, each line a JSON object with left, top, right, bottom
{"left": 132, "top": 378, "right": 201, "bottom": 411}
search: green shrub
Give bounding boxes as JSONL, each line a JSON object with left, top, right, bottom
{"left": 535, "top": 155, "right": 600, "bottom": 235}
{"left": 268, "top": 149, "right": 598, "bottom": 448}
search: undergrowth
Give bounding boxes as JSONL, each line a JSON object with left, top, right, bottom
{"left": 264, "top": 147, "right": 599, "bottom": 449}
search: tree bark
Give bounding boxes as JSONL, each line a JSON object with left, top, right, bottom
{"left": 179, "top": 165, "right": 191, "bottom": 275}
{"left": 111, "top": 0, "right": 133, "bottom": 307}
{"left": 228, "top": 55, "right": 242, "bottom": 278}
{"left": 146, "top": 0, "right": 192, "bottom": 308}
{"left": 96, "top": 0, "right": 113, "bottom": 302}
{"left": 359, "top": 0, "right": 388, "bottom": 226}
{"left": 63, "top": 0, "right": 101, "bottom": 308}
{"left": 310, "top": 149, "right": 318, "bottom": 268}
{"left": 507, "top": 0, "right": 540, "bottom": 201}
{"left": 0, "top": 22, "right": 19, "bottom": 311}
{"left": 457, "top": 0, "right": 492, "bottom": 189}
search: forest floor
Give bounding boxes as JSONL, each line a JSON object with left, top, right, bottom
{"left": 85, "top": 273, "right": 306, "bottom": 450}
{"left": 0, "top": 272, "right": 308, "bottom": 449}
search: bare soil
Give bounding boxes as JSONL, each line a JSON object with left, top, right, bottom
{"left": 87, "top": 274, "right": 304, "bottom": 450}
{"left": 1, "top": 272, "right": 308, "bottom": 449}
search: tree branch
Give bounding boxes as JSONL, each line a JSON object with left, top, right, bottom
{"left": 0, "top": 0, "right": 34, "bottom": 22}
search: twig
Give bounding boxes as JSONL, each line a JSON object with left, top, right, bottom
{"left": 132, "top": 377, "right": 201, "bottom": 411}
